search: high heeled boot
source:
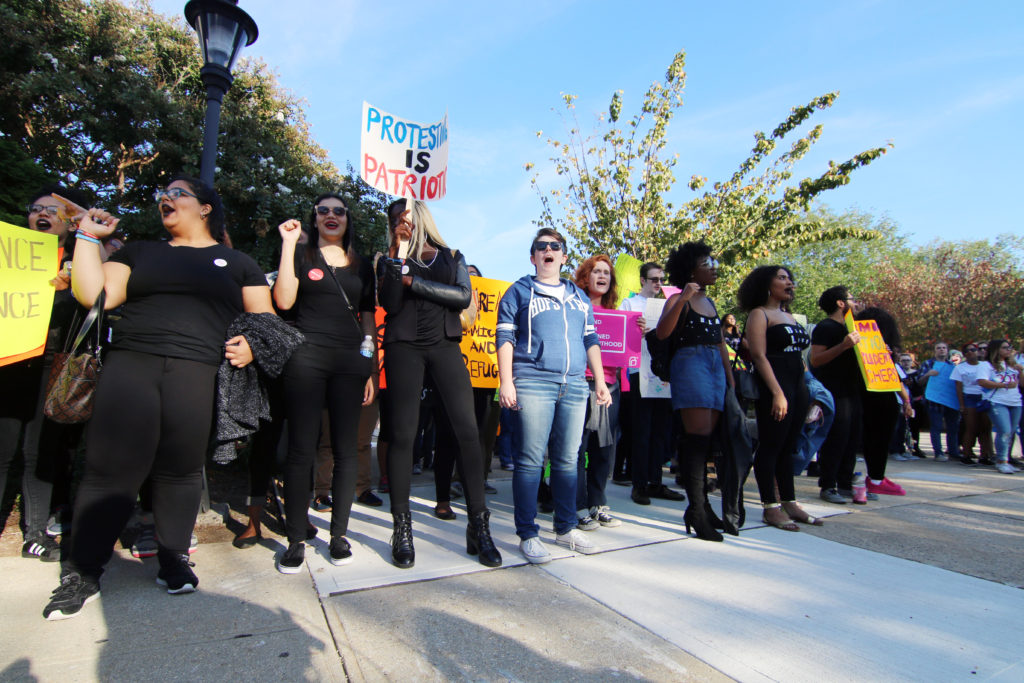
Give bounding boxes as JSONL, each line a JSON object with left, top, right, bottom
{"left": 680, "top": 434, "right": 723, "bottom": 542}
{"left": 390, "top": 512, "right": 415, "bottom": 568}
{"left": 466, "top": 510, "right": 502, "bottom": 568}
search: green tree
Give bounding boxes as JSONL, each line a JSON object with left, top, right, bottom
{"left": 527, "top": 49, "right": 890, "bottom": 296}
{"left": 0, "top": 138, "right": 56, "bottom": 226}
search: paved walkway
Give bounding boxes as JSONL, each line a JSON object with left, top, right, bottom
{"left": 2, "top": 437, "right": 1024, "bottom": 681}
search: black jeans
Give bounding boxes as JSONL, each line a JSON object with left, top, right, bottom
{"left": 576, "top": 381, "right": 620, "bottom": 510}
{"left": 282, "top": 343, "right": 368, "bottom": 543}
{"left": 753, "top": 356, "right": 809, "bottom": 504}
{"left": 863, "top": 391, "right": 899, "bottom": 481}
{"left": 817, "top": 390, "right": 863, "bottom": 491}
{"left": 383, "top": 341, "right": 486, "bottom": 516}
{"left": 629, "top": 389, "right": 672, "bottom": 488}
{"left": 67, "top": 351, "right": 216, "bottom": 580}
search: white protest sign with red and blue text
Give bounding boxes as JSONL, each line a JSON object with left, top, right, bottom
{"left": 360, "top": 102, "right": 449, "bottom": 201}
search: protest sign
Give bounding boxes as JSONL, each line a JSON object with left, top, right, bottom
{"left": 613, "top": 254, "right": 642, "bottom": 307}
{"left": 594, "top": 309, "right": 641, "bottom": 370}
{"left": 360, "top": 102, "right": 449, "bottom": 201}
{"left": 661, "top": 285, "right": 681, "bottom": 298}
{"left": 640, "top": 298, "right": 671, "bottom": 398}
{"left": 460, "top": 276, "right": 511, "bottom": 388}
{"left": 923, "top": 360, "right": 959, "bottom": 409}
{"left": 0, "top": 222, "right": 58, "bottom": 367}
{"left": 844, "top": 310, "right": 902, "bottom": 392}
{"left": 374, "top": 306, "right": 387, "bottom": 388}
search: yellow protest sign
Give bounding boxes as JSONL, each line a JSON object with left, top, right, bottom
{"left": 0, "top": 221, "right": 58, "bottom": 367}
{"left": 844, "top": 309, "right": 901, "bottom": 392}
{"left": 460, "top": 276, "right": 511, "bottom": 388}
{"left": 613, "top": 253, "right": 642, "bottom": 308}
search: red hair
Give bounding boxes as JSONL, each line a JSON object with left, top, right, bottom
{"left": 575, "top": 254, "right": 618, "bottom": 309}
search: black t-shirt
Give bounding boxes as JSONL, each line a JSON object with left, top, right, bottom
{"left": 108, "top": 240, "right": 267, "bottom": 365}
{"left": 408, "top": 254, "right": 453, "bottom": 347}
{"left": 810, "top": 317, "right": 862, "bottom": 395}
{"left": 290, "top": 250, "right": 375, "bottom": 347}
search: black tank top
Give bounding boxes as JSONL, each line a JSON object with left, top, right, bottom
{"left": 765, "top": 322, "right": 810, "bottom": 356}
{"left": 676, "top": 303, "right": 721, "bottom": 346}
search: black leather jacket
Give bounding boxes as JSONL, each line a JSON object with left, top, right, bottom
{"left": 378, "top": 248, "right": 471, "bottom": 345}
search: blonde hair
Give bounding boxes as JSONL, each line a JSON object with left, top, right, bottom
{"left": 395, "top": 199, "right": 448, "bottom": 263}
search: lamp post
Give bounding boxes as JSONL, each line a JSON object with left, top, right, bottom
{"left": 184, "top": 0, "right": 258, "bottom": 186}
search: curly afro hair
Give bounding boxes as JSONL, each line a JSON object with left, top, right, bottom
{"left": 736, "top": 265, "right": 792, "bottom": 312}
{"left": 664, "top": 241, "right": 711, "bottom": 287}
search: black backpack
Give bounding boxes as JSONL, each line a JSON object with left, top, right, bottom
{"left": 644, "top": 328, "right": 676, "bottom": 383}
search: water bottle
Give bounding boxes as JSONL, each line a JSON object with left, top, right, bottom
{"left": 852, "top": 470, "right": 868, "bottom": 505}
{"left": 359, "top": 335, "right": 374, "bottom": 359}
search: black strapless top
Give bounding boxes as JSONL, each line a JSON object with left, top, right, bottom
{"left": 765, "top": 322, "right": 809, "bottom": 356}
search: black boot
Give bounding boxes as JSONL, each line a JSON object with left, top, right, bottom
{"left": 390, "top": 512, "right": 415, "bottom": 568}
{"left": 681, "top": 435, "right": 723, "bottom": 542}
{"left": 466, "top": 510, "right": 502, "bottom": 568}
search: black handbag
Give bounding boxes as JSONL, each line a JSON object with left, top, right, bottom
{"left": 644, "top": 328, "right": 676, "bottom": 384}
{"left": 731, "top": 325, "right": 759, "bottom": 402}
{"left": 44, "top": 291, "right": 105, "bottom": 424}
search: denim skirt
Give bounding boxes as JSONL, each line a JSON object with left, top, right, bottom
{"left": 669, "top": 345, "right": 726, "bottom": 411}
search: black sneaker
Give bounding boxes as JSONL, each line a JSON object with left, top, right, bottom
{"left": 329, "top": 537, "right": 353, "bottom": 566}
{"left": 43, "top": 572, "right": 100, "bottom": 620}
{"left": 156, "top": 553, "right": 198, "bottom": 594}
{"left": 356, "top": 490, "right": 383, "bottom": 507}
{"left": 277, "top": 542, "right": 305, "bottom": 574}
{"left": 22, "top": 534, "right": 60, "bottom": 562}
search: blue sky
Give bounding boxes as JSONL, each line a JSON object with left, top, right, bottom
{"left": 151, "top": 0, "right": 1023, "bottom": 282}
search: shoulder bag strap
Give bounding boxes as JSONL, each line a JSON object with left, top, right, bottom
{"left": 71, "top": 290, "right": 106, "bottom": 354}
{"left": 319, "top": 249, "right": 364, "bottom": 335}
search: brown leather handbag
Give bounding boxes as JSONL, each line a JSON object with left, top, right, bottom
{"left": 44, "top": 291, "right": 105, "bottom": 424}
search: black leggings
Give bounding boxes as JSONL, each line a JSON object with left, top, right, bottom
{"left": 282, "top": 343, "right": 367, "bottom": 543}
{"left": 68, "top": 351, "right": 216, "bottom": 580}
{"left": 862, "top": 391, "right": 898, "bottom": 481}
{"left": 433, "top": 387, "right": 492, "bottom": 502}
{"left": 817, "top": 390, "right": 863, "bottom": 491}
{"left": 247, "top": 377, "right": 285, "bottom": 505}
{"left": 753, "top": 356, "right": 809, "bottom": 504}
{"left": 384, "top": 341, "right": 486, "bottom": 516}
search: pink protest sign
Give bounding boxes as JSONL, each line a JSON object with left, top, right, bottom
{"left": 594, "top": 309, "right": 642, "bottom": 369}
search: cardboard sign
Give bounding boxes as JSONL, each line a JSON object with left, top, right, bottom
{"left": 923, "top": 360, "right": 959, "bottom": 409}
{"left": 374, "top": 306, "right": 387, "bottom": 388}
{"left": 844, "top": 310, "right": 901, "bottom": 392}
{"left": 460, "top": 276, "right": 511, "bottom": 388}
{"left": 0, "top": 222, "right": 59, "bottom": 367}
{"left": 594, "top": 309, "right": 641, "bottom": 369}
{"left": 360, "top": 102, "right": 449, "bottom": 201}
{"left": 640, "top": 298, "right": 671, "bottom": 398}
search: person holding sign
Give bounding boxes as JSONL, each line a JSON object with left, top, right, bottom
{"left": 977, "top": 340, "right": 1023, "bottom": 474}
{"left": 1, "top": 186, "right": 90, "bottom": 564}
{"left": 43, "top": 176, "right": 274, "bottom": 620}
{"left": 496, "top": 228, "right": 611, "bottom": 563}
{"left": 655, "top": 242, "right": 733, "bottom": 541}
{"left": 572, "top": 254, "right": 622, "bottom": 529}
{"left": 809, "top": 286, "right": 863, "bottom": 504}
{"left": 272, "top": 194, "right": 377, "bottom": 574}
{"left": 377, "top": 200, "right": 500, "bottom": 570}
{"left": 738, "top": 265, "right": 820, "bottom": 530}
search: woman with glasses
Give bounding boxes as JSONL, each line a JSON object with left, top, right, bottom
{"left": 722, "top": 314, "right": 742, "bottom": 351}
{"left": 655, "top": 242, "right": 733, "bottom": 541}
{"left": 273, "top": 194, "right": 377, "bottom": 574}
{"left": 497, "top": 229, "right": 610, "bottom": 563}
{"left": 977, "top": 340, "right": 1022, "bottom": 474}
{"left": 951, "top": 343, "right": 994, "bottom": 465}
{"left": 44, "top": 176, "right": 273, "bottom": 620}
{"left": 377, "top": 199, "right": 500, "bottom": 570}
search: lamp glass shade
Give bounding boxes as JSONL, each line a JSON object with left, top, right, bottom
{"left": 196, "top": 11, "right": 249, "bottom": 70}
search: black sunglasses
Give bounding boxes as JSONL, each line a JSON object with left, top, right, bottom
{"left": 644, "top": 276, "right": 664, "bottom": 283}
{"left": 316, "top": 206, "right": 347, "bottom": 216}
{"left": 532, "top": 241, "right": 563, "bottom": 252}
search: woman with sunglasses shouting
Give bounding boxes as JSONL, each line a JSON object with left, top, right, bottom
{"left": 44, "top": 176, "right": 274, "bottom": 620}
{"left": 273, "top": 194, "right": 378, "bottom": 574}
{"left": 377, "top": 199, "right": 500, "bottom": 570}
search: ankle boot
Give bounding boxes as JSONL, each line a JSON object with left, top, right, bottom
{"left": 681, "top": 435, "right": 723, "bottom": 542}
{"left": 466, "top": 510, "right": 502, "bottom": 568}
{"left": 390, "top": 512, "right": 415, "bottom": 568}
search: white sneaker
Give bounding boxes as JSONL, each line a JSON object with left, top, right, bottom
{"left": 519, "top": 537, "right": 552, "bottom": 564}
{"left": 996, "top": 462, "right": 1016, "bottom": 474}
{"left": 555, "top": 528, "right": 600, "bottom": 554}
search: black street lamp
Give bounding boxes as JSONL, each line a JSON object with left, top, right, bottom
{"left": 184, "top": 0, "right": 258, "bottom": 186}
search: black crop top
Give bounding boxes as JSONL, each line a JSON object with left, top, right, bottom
{"left": 765, "top": 322, "right": 810, "bottom": 355}
{"left": 676, "top": 304, "right": 722, "bottom": 346}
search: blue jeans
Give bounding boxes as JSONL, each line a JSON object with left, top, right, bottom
{"left": 927, "top": 400, "right": 961, "bottom": 458}
{"left": 990, "top": 403, "right": 1022, "bottom": 462}
{"left": 793, "top": 372, "right": 835, "bottom": 475}
{"left": 511, "top": 377, "right": 589, "bottom": 539}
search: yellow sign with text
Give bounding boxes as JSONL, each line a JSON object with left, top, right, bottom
{"left": 613, "top": 253, "right": 642, "bottom": 308}
{"left": 0, "top": 222, "right": 58, "bottom": 366}
{"left": 460, "top": 276, "right": 511, "bottom": 388}
{"left": 845, "top": 309, "right": 901, "bottom": 392}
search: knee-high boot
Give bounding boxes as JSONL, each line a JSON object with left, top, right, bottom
{"left": 681, "top": 434, "right": 723, "bottom": 542}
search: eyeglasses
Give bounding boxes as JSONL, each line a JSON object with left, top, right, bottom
{"left": 699, "top": 258, "right": 720, "bottom": 269}
{"left": 532, "top": 241, "right": 563, "bottom": 252}
{"left": 965, "top": 347, "right": 978, "bottom": 352}
{"left": 28, "top": 204, "right": 62, "bottom": 217}
{"left": 153, "top": 187, "right": 198, "bottom": 202}
{"left": 644, "top": 276, "right": 664, "bottom": 283}
{"left": 316, "top": 206, "right": 347, "bottom": 217}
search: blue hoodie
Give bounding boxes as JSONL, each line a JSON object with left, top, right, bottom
{"left": 496, "top": 275, "right": 599, "bottom": 383}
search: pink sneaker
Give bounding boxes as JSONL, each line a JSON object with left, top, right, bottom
{"left": 866, "top": 477, "right": 906, "bottom": 496}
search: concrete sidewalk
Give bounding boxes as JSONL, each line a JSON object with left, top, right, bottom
{"left": 3, "top": 440, "right": 1024, "bottom": 681}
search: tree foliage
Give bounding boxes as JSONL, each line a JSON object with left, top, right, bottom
{"left": 527, "top": 49, "right": 891, "bottom": 296}
{"left": 0, "top": 0, "right": 387, "bottom": 268}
